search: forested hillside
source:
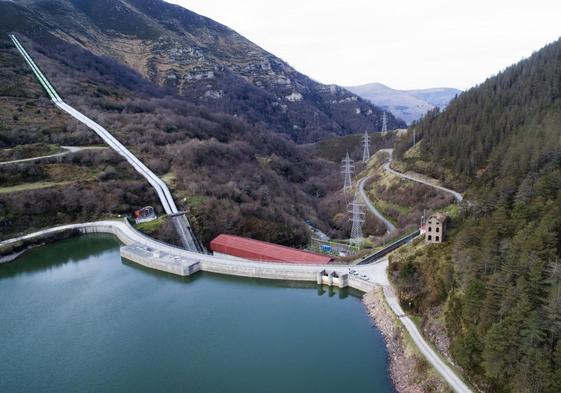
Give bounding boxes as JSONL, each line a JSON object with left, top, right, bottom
{"left": 393, "top": 38, "right": 561, "bottom": 392}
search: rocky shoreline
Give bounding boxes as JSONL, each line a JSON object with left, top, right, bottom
{"left": 363, "top": 288, "right": 449, "bottom": 393}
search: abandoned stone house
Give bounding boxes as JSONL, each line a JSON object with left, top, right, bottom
{"left": 426, "top": 212, "right": 447, "bottom": 243}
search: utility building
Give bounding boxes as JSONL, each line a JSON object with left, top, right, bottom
{"left": 426, "top": 213, "right": 447, "bottom": 243}
{"left": 210, "top": 234, "right": 334, "bottom": 264}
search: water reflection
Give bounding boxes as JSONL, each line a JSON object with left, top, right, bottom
{"left": 4, "top": 234, "right": 360, "bottom": 301}
{"left": 0, "top": 235, "right": 392, "bottom": 393}
{"left": 0, "top": 234, "right": 119, "bottom": 281}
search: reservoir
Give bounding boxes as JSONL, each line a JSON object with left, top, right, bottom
{"left": 0, "top": 235, "right": 393, "bottom": 392}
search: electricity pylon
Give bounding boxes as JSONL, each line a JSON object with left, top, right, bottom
{"left": 341, "top": 152, "right": 354, "bottom": 191}
{"left": 381, "top": 111, "right": 388, "bottom": 133}
{"left": 349, "top": 194, "right": 366, "bottom": 247}
{"left": 362, "top": 130, "right": 370, "bottom": 162}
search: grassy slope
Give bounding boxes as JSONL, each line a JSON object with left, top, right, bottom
{"left": 359, "top": 150, "right": 455, "bottom": 233}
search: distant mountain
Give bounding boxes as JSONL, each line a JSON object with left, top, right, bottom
{"left": 0, "top": 0, "right": 405, "bottom": 142}
{"left": 346, "top": 82, "right": 460, "bottom": 124}
{"left": 406, "top": 87, "right": 461, "bottom": 109}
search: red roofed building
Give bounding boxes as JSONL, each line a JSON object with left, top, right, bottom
{"left": 210, "top": 234, "right": 334, "bottom": 264}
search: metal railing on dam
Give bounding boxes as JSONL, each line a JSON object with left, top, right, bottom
{"left": 8, "top": 34, "right": 203, "bottom": 253}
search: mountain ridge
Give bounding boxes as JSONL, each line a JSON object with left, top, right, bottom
{"left": 0, "top": 0, "right": 405, "bottom": 142}
{"left": 1, "top": 0, "right": 395, "bottom": 247}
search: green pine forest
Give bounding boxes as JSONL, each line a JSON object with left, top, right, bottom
{"left": 393, "top": 38, "right": 561, "bottom": 392}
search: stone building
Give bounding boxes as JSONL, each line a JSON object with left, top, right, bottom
{"left": 426, "top": 212, "right": 447, "bottom": 243}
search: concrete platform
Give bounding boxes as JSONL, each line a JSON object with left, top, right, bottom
{"left": 120, "top": 243, "right": 200, "bottom": 276}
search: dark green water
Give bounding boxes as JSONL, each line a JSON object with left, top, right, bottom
{"left": 0, "top": 235, "right": 393, "bottom": 393}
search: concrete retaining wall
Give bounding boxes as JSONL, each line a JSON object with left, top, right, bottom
{"left": 121, "top": 245, "right": 200, "bottom": 276}
{"left": 1, "top": 220, "right": 378, "bottom": 292}
{"left": 79, "top": 223, "right": 134, "bottom": 244}
{"left": 201, "top": 259, "right": 319, "bottom": 282}
{"left": 348, "top": 276, "right": 375, "bottom": 292}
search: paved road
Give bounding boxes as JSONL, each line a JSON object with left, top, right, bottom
{"left": 381, "top": 148, "right": 463, "bottom": 202}
{"left": 0, "top": 146, "right": 105, "bottom": 166}
{"left": 357, "top": 174, "right": 396, "bottom": 233}
{"left": 357, "top": 149, "right": 471, "bottom": 392}
{"left": 383, "top": 285, "right": 471, "bottom": 393}
{"left": 10, "top": 34, "right": 202, "bottom": 253}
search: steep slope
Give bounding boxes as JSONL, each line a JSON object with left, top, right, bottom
{"left": 392, "top": 38, "right": 561, "bottom": 392}
{"left": 0, "top": 6, "right": 352, "bottom": 247}
{"left": 0, "top": 0, "right": 408, "bottom": 246}
{"left": 347, "top": 82, "right": 459, "bottom": 124}
{"left": 1, "top": 0, "right": 405, "bottom": 142}
{"left": 0, "top": 36, "right": 165, "bottom": 239}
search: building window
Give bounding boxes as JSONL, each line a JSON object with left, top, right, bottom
{"left": 428, "top": 227, "right": 432, "bottom": 232}
{"left": 436, "top": 227, "right": 439, "bottom": 233}
{"left": 428, "top": 235, "right": 432, "bottom": 241}
{"left": 436, "top": 236, "right": 440, "bottom": 242}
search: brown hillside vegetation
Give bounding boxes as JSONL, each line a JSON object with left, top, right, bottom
{"left": 0, "top": 34, "right": 355, "bottom": 247}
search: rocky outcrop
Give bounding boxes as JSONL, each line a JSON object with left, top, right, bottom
{"left": 2, "top": 0, "right": 406, "bottom": 142}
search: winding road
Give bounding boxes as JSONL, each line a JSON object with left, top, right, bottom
{"left": 357, "top": 175, "right": 396, "bottom": 233}
{"left": 381, "top": 148, "right": 463, "bottom": 203}
{"left": 357, "top": 147, "right": 463, "bottom": 234}
{"left": 356, "top": 149, "right": 471, "bottom": 392}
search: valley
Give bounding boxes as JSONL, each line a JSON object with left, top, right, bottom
{"left": 1, "top": 1, "right": 561, "bottom": 393}
{"left": 1, "top": 29, "right": 466, "bottom": 392}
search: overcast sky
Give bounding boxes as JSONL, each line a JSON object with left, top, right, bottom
{"left": 167, "top": 0, "right": 561, "bottom": 90}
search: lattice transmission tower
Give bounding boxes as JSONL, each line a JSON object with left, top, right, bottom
{"left": 341, "top": 152, "right": 354, "bottom": 191}
{"left": 362, "top": 130, "right": 370, "bottom": 162}
{"left": 349, "top": 194, "right": 366, "bottom": 247}
{"left": 381, "top": 111, "right": 388, "bottom": 133}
